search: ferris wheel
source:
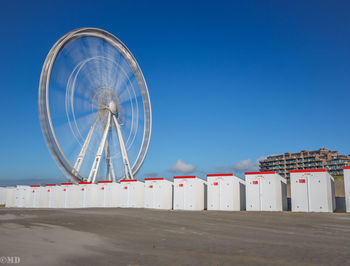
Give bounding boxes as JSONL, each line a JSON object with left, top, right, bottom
{"left": 39, "top": 28, "right": 152, "bottom": 183}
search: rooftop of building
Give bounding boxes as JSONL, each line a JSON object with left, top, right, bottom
{"left": 263, "top": 148, "right": 340, "bottom": 160}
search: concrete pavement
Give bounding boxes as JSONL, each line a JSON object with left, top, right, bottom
{"left": 0, "top": 208, "right": 349, "bottom": 265}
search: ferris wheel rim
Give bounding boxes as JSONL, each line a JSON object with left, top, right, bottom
{"left": 38, "top": 27, "right": 152, "bottom": 183}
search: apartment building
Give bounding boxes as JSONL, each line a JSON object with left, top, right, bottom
{"left": 259, "top": 148, "right": 350, "bottom": 178}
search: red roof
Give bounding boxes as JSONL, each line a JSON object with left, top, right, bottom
{"left": 245, "top": 171, "right": 275, "bottom": 175}
{"left": 61, "top": 183, "right": 73, "bottom": 185}
{"left": 98, "top": 181, "right": 113, "bottom": 183}
{"left": 30, "top": 185, "right": 40, "bottom": 187}
{"left": 120, "top": 179, "right": 138, "bottom": 182}
{"left": 45, "top": 184, "right": 56, "bottom": 186}
{"left": 78, "top": 182, "right": 92, "bottom": 184}
{"left": 145, "top": 178, "right": 165, "bottom": 181}
{"left": 207, "top": 173, "right": 233, "bottom": 177}
{"left": 173, "top": 176, "right": 196, "bottom": 179}
{"left": 290, "top": 169, "right": 326, "bottom": 173}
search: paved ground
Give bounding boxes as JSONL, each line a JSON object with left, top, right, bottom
{"left": 0, "top": 208, "right": 349, "bottom": 266}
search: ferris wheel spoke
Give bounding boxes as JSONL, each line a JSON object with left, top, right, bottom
{"left": 114, "top": 60, "right": 131, "bottom": 89}
{"left": 66, "top": 64, "right": 96, "bottom": 105}
{"left": 72, "top": 115, "right": 99, "bottom": 176}
{"left": 113, "top": 115, "right": 134, "bottom": 180}
{"left": 67, "top": 111, "right": 100, "bottom": 147}
{"left": 53, "top": 111, "right": 98, "bottom": 156}
{"left": 119, "top": 94, "right": 142, "bottom": 107}
{"left": 69, "top": 109, "right": 99, "bottom": 125}
{"left": 88, "top": 112, "right": 111, "bottom": 183}
{"left": 67, "top": 94, "right": 94, "bottom": 112}
{"left": 117, "top": 81, "right": 140, "bottom": 105}
{"left": 115, "top": 70, "right": 135, "bottom": 92}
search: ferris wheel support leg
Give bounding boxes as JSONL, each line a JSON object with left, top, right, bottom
{"left": 72, "top": 116, "right": 99, "bottom": 176}
{"left": 104, "top": 143, "right": 111, "bottom": 181}
{"left": 113, "top": 115, "right": 134, "bottom": 180}
{"left": 104, "top": 141, "right": 116, "bottom": 182}
{"left": 88, "top": 112, "right": 111, "bottom": 183}
{"left": 109, "top": 157, "right": 116, "bottom": 182}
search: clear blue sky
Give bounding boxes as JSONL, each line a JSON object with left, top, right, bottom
{"left": 0, "top": 0, "right": 349, "bottom": 184}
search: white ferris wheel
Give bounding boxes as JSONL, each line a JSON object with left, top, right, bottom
{"left": 39, "top": 28, "right": 152, "bottom": 183}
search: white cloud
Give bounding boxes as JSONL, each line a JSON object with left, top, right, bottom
{"left": 170, "top": 159, "right": 196, "bottom": 173}
{"left": 232, "top": 159, "right": 257, "bottom": 172}
{"left": 217, "top": 156, "right": 267, "bottom": 173}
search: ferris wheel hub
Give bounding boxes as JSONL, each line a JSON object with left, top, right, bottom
{"left": 95, "top": 87, "right": 119, "bottom": 114}
{"left": 107, "top": 101, "right": 118, "bottom": 114}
